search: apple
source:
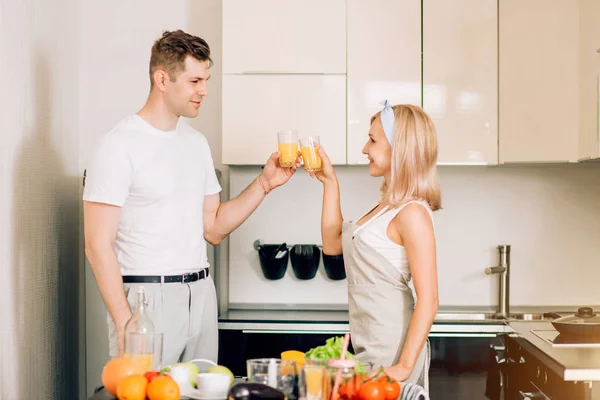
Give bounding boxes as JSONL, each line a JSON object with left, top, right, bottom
{"left": 206, "top": 365, "right": 235, "bottom": 384}
{"left": 173, "top": 362, "right": 200, "bottom": 387}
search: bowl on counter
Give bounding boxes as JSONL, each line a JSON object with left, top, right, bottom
{"left": 257, "top": 243, "right": 289, "bottom": 280}
{"left": 194, "top": 372, "right": 231, "bottom": 399}
{"left": 290, "top": 244, "right": 321, "bottom": 280}
{"left": 322, "top": 253, "right": 346, "bottom": 280}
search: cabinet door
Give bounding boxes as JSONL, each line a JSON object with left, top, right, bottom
{"left": 222, "top": 0, "right": 346, "bottom": 74}
{"left": 346, "top": 0, "right": 421, "bottom": 165}
{"left": 222, "top": 75, "right": 346, "bottom": 165}
{"left": 499, "top": 0, "right": 579, "bottom": 163}
{"left": 423, "top": 0, "right": 498, "bottom": 165}
{"left": 578, "top": 0, "right": 600, "bottom": 161}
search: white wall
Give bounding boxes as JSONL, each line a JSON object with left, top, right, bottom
{"left": 0, "top": 0, "right": 83, "bottom": 398}
{"left": 228, "top": 164, "right": 600, "bottom": 308}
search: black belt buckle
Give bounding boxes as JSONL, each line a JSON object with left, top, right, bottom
{"left": 182, "top": 268, "right": 208, "bottom": 283}
{"left": 183, "top": 271, "right": 199, "bottom": 283}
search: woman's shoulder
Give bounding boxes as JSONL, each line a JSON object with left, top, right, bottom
{"left": 390, "top": 200, "right": 434, "bottom": 226}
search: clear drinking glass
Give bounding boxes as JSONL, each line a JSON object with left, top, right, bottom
{"left": 247, "top": 358, "right": 296, "bottom": 398}
{"left": 299, "top": 136, "right": 322, "bottom": 172}
{"left": 278, "top": 130, "right": 299, "bottom": 167}
{"left": 298, "top": 363, "right": 326, "bottom": 400}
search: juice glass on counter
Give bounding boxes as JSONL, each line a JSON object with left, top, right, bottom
{"left": 247, "top": 358, "right": 296, "bottom": 398}
{"left": 299, "top": 136, "right": 322, "bottom": 172}
{"left": 278, "top": 130, "right": 299, "bottom": 167}
{"left": 298, "top": 363, "right": 326, "bottom": 400}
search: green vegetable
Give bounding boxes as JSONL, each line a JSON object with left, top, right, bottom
{"left": 305, "top": 336, "right": 354, "bottom": 360}
{"left": 305, "top": 336, "right": 369, "bottom": 376}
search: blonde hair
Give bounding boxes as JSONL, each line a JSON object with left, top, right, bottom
{"left": 370, "top": 104, "right": 442, "bottom": 211}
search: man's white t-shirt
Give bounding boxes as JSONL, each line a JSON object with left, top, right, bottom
{"left": 83, "top": 115, "right": 222, "bottom": 276}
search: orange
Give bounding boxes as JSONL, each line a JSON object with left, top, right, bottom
{"left": 147, "top": 375, "right": 180, "bottom": 400}
{"left": 116, "top": 374, "right": 148, "bottom": 400}
{"left": 102, "top": 357, "right": 146, "bottom": 396}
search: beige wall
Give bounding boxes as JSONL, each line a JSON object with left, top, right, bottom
{"left": 0, "top": 0, "right": 83, "bottom": 398}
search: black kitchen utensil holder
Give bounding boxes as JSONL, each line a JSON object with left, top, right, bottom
{"left": 290, "top": 244, "right": 321, "bottom": 280}
{"left": 323, "top": 252, "right": 346, "bottom": 280}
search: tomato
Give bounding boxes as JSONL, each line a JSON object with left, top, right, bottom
{"left": 381, "top": 379, "right": 400, "bottom": 400}
{"left": 144, "top": 371, "right": 160, "bottom": 383}
{"left": 357, "top": 381, "right": 385, "bottom": 400}
{"left": 355, "top": 374, "right": 367, "bottom": 393}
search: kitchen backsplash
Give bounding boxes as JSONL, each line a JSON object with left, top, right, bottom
{"left": 228, "top": 164, "right": 600, "bottom": 308}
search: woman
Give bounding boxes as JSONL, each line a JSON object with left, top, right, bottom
{"left": 313, "top": 102, "right": 441, "bottom": 388}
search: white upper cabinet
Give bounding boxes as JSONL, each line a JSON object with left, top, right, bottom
{"left": 499, "top": 0, "right": 579, "bottom": 163}
{"left": 346, "top": 0, "right": 421, "bottom": 165}
{"left": 222, "top": 75, "right": 346, "bottom": 165}
{"left": 423, "top": 0, "right": 498, "bottom": 165}
{"left": 222, "top": 0, "right": 346, "bottom": 74}
{"left": 578, "top": 0, "right": 600, "bottom": 161}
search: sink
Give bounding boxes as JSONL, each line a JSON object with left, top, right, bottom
{"left": 434, "top": 312, "right": 503, "bottom": 321}
{"left": 505, "top": 312, "right": 556, "bottom": 321}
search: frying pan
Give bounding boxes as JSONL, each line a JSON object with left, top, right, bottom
{"left": 544, "top": 307, "right": 600, "bottom": 337}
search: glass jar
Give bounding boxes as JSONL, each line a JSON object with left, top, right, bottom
{"left": 324, "top": 358, "right": 357, "bottom": 400}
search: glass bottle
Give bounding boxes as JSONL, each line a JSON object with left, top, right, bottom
{"left": 124, "top": 286, "right": 158, "bottom": 371}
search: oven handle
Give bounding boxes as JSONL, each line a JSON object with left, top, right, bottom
{"left": 242, "top": 329, "right": 347, "bottom": 334}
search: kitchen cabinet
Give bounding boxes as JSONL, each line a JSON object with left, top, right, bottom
{"left": 221, "top": 74, "right": 346, "bottom": 165}
{"left": 423, "top": 0, "right": 498, "bottom": 165}
{"left": 222, "top": 0, "right": 346, "bottom": 74}
{"left": 346, "top": 0, "right": 421, "bottom": 165}
{"left": 578, "top": 0, "right": 600, "bottom": 161}
{"left": 499, "top": 0, "right": 579, "bottom": 163}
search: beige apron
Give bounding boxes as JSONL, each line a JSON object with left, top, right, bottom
{"left": 342, "top": 203, "right": 430, "bottom": 390}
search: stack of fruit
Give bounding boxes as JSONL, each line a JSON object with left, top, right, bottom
{"left": 101, "top": 357, "right": 234, "bottom": 400}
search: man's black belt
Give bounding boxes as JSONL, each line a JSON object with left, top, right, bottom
{"left": 122, "top": 268, "right": 209, "bottom": 284}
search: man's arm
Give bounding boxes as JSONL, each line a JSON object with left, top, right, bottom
{"left": 83, "top": 200, "right": 131, "bottom": 356}
{"left": 203, "top": 152, "right": 301, "bottom": 245}
{"left": 203, "top": 175, "right": 267, "bottom": 245}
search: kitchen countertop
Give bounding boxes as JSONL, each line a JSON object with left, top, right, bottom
{"left": 508, "top": 321, "right": 600, "bottom": 381}
{"left": 217, "top": 306, "right": 594, "bottom": 334}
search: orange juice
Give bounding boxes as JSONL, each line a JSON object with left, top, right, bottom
{"left": 305, "top": 366, "right": 324, "bottom": 398}
{"left": 278, "top": 142, "right": 298, "bottom": 167}
{"left": 126, "top": 353, "right": 154, "bottom": 372}
{"left": 301, "top": 144, "right": 322, "bottom": 172}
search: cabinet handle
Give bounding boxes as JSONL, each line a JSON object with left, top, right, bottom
{"left": 240, "top": 71, "right": 328, "bottom": 75}
{"left": 242, "top": 329, "right": 347, "bottom": 334}
{"left": 519, "top": 391, "right": 547, "bottom": 399}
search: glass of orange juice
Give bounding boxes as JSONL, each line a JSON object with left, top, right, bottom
{"left": 277, "top": 130, "right": 299, "bottom": 167}
{"left": 299, "top": 363, "right": 326, "bottom": 400}
{"left": 300, "top": 136, "right": 322, "bottom": 172}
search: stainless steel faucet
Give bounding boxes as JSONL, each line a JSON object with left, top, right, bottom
{"left": 485, "top": 245, "right": 511, "bottom": 317}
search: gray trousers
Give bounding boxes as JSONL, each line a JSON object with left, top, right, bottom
{"left": 108, "top": 276, "right": 219, "bottom": 366}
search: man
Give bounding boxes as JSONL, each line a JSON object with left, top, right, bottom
{"left": 83, "top": 30, "right": 300, "bottom": 365}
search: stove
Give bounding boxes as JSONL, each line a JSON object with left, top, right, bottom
{"left": 531, "top": 329, "right": 600, "bottom": 347}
